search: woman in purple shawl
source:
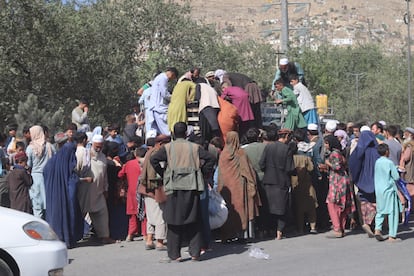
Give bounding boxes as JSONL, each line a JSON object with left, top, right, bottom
{"left": 349, "top": 130, "right": 379, "bottom": 237}
{"left": 44, "top": 142, "right": 84, "bottom": 248}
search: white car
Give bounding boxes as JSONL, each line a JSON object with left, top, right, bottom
{"left": 0, "top": 207, "right": 68, "bottom": 276}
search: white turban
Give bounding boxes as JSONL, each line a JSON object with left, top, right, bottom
{"left": 307, "top": 123, "right": 318, "bottom": 131}
{"left": 279, "top": 58, "right": 289, "bottom": 65}
{"left": 360, "top": 126, "right": 371, "bottom": 132}
{"left": 92, "top": 134, "right": 104, "bottom": 143}
{"left": 325, "top": 120, "right": 337, "bottom": 132}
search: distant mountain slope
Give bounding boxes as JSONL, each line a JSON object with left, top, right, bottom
{"left": 185, "top": 0, "right": 410, "bottom": 52}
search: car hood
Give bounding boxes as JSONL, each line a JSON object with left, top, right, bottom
{"left": 0, "top": 207, "right": 45, "bottom": 248}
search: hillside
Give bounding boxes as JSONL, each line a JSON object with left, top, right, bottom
{"left": 184, "top": 0, "right": 411, "bottom": 53}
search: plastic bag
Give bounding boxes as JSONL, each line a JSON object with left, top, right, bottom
{"left": 208, "top": 188, "right": 228, "bottom": 229}
{"left": 248, "top": 247, "right": 270, "bottom": 260}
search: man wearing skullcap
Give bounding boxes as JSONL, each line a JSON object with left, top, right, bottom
{"left": 6, "top": 151, "right": 32, "bottom": 214}
{"left": 76, "top": 134, "right": 113, "bottom": 244}
{"left": 271, "top": 57, "right": 306, "bottom": 90}
{"left": 205, "top": 71, "right": 215, "bottom": 79}
{"left": 325, "top": 120, "right": 337, "bottom": 135}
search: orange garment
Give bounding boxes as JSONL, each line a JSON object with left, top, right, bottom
{"left": 217, "top": 97, "right": 238, "bottom": 142}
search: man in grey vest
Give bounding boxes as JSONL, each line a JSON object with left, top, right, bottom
{"left": 151, "top": 122, "right": 215, "bottom": 262}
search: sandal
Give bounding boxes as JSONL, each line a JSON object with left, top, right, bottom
{"left": 156, "top": 245, "right": 167, "bottom": 251}
{"left": 374, "top": 231, "right": 386, "bottom": 242}
{"left": 159, "top": 257, "right": 182, "bottom": 263}
{"left": 362, "top": 224, "right": 375, "bottom": 238}
{"left": 145, "top": 243, "right": 156, "bottom": 250}
{"left": 326, "top": 231, "right": 344, "bottom": 239}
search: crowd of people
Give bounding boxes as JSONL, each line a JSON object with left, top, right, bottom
{"left": 1, "top": 58, "right": 414, "bottom": 263}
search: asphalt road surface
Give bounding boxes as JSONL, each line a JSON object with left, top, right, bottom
{"left": 65, "top": 222, "right": 414, "bottom": 276}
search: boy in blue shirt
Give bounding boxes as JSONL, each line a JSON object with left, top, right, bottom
{"left": 374, "top": 143, "right": 402, "bottom": 242}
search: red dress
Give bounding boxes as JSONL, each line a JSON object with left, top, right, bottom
{"left": 118, "top": 159, "right": 141, "bottom": 215}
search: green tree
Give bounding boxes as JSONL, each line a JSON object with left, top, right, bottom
{"left": 14, "top": 93, "right": 64, "bottom": 135}
{"left": 292, "top": 44, "right": 410, "bottom": 125}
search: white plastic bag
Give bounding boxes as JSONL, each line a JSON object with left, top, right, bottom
{"left": 249, "top": 247, "right": 270, "bottom": 260}
{"left": 208, "top": 188, "right": 228, "bottom": 230}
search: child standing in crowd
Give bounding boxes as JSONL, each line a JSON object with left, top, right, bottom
{"left": 9, "top": 141, "right": 25, "bottom": 168}
{"left": 118, "top": 148, "right": 142, "bottom": 242}
{"left": 6, "top": 152, "right": 33, "bottom": 214}
{"left": 374, "top": 143, "right": 402, "bottom": 242}
{"left": 324, "top": 135, "right": 355, "bottom": 238}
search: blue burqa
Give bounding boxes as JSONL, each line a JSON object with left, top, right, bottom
{"left": 397, "top": 178, "right": 412, "bottom": 225}
{"left": 44, "top": 142, "right": 83, "bottom": 247}
{"left": 349, "top": 131, "right": 379, "bottom": 196}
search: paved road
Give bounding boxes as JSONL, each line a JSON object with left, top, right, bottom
{"left": 64, "top": 222, "right": 414, "bottom": 276}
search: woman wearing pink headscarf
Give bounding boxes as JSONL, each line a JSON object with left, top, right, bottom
{"left": 334, "top": 129, "right": 349, "bottom": 151}
{"left": 26, "top": 125, "right": 55, "bottom": 218}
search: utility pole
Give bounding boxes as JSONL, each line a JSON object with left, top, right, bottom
{"left": 281, "top": 0, "right": 289, "bottom": 53}
{"left": 275, "top": 48, "right": 286, "bottom": 64}
{"left": 261, "top": 1, "right": 310, "bottom": 52}
{"left": 405, "top": 0, "right": 412, "bottom": 126}
{"left": 348, "top": 73, "right": 365, "bottom": 110}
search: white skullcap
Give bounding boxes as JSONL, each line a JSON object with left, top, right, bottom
{"left": 405, "top": 127, "right": 414, "bottom": 134}
{"left": 92, "top": 134, "right": 104, "bottom": 143}
{"left": 307, "top": 123, "right": 318, "bottom": 131}
{"left": 360, "top": 125, "right": 371, "bottom": 132}
{"left": 325, "top": 120, "right": 337, "bottom": 132}
{"left": 379, "top": 120, "right": 386, "bottom": 126}
{"left": 279, "top": 58, "right": 289, "bottom": 65}
{"left": 205, "top": 71, "right": 215, "bottom": 78}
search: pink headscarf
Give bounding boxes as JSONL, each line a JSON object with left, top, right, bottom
{"left": 29, "top": 125, "right": 46, "bottom": 157}
{"left": 334, "top": 129, "right": 349, "bottom": 150}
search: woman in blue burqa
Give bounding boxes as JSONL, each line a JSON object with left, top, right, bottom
{"left": 349, "top": 129, "right": 379, "bottom": 238}
{"left": 44, "top": 141, "right": 83, "bottom": 248}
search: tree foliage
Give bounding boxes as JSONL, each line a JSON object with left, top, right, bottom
{"left": 0, "top": 0, "right": 412, "bottom": 134}
{"left": 14, "top": 93, "right": 64, "bottom": 135}
{"left": 292, "top": 45, "right": 411, "bottom": 125}
{"left": 0, "top": 0, "right": 278, "bottom": 132}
